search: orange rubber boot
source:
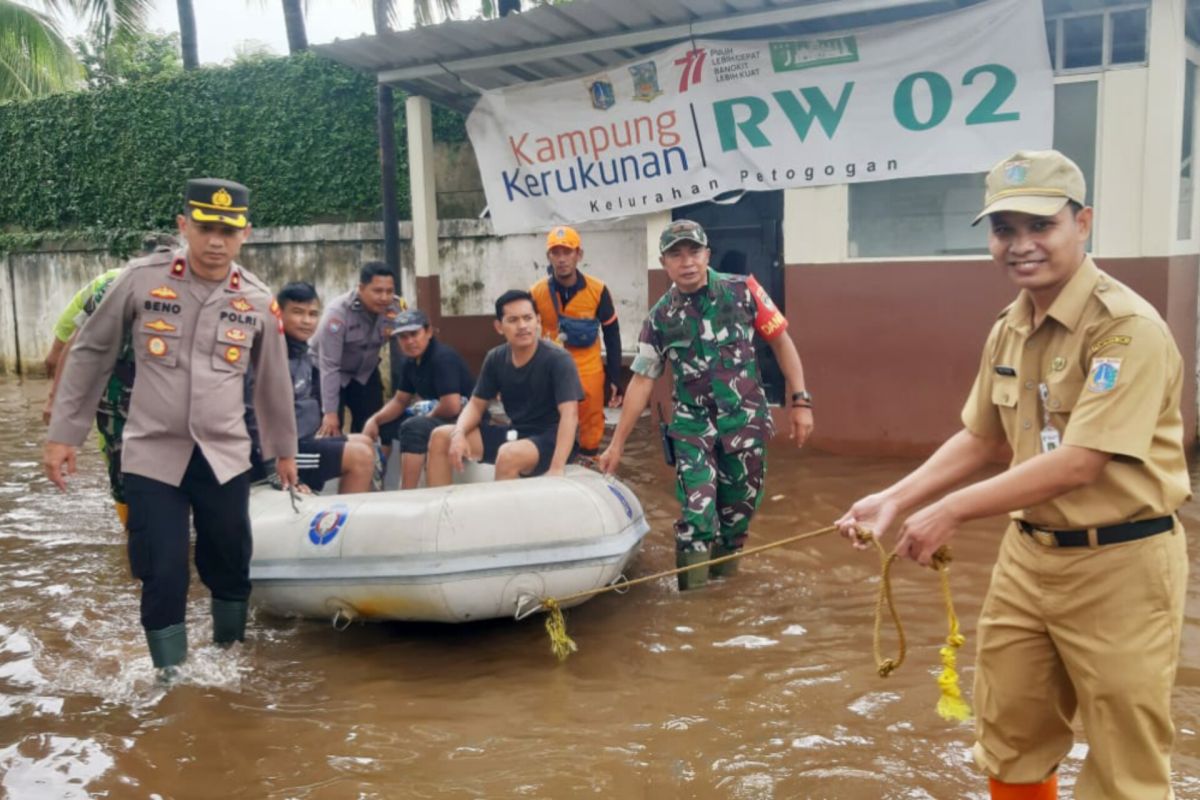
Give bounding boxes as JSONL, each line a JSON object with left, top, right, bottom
{"left": 989, "top": 774, "right": 1057, "bottom": 800}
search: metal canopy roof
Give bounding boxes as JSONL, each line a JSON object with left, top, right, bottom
{"left": 314, "top": 0, "right": 985, "bottom": 114}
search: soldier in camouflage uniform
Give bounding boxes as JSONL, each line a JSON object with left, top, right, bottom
{"left": 44, "top": 267, "right": 142, "bottom": 526}
{"left": 599, "top": 220, "right": 814, "bottom": 589}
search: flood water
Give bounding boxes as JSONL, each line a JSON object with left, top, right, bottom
{"left": 0, "top": 376, "right": 1197, "bottom": 799}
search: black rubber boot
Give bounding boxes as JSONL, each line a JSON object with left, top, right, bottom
{"left": 676, "top": 542, "right": 711, "bottom": 591}
{"left": 710, "top": 541, "right": 741, "bottom": 579}
{"left": 145, "top": 623, "right": 187, "bottom": 679}
{"left": 212, "top": 598, "right": 248, "bottom": 648}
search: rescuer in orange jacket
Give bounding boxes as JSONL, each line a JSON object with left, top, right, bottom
{"left": 530, "top": 226, "right": 623, "bottom": 455}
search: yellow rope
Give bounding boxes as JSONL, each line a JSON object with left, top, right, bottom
{"left": 866, "top": 534, "right": 905, "bottom": 677}
{"left": 536, "top": 523, "right": 972, "bottom": 722}
{"left": 931, "top": 549, "right": 972, "bottom": 722}
{"left": 542, "top": 598, "right": 577, "bottom": 661}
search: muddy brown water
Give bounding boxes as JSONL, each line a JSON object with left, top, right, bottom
{"left": 0, "top": 378, "right": 1197, "bottom": 799}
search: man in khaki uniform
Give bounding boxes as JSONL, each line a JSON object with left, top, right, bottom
{"left": 836, "top": 151, "right": 1189, "bottom": 800}
{"left": 43, "top": 179, "right": 298, "bottom": 676}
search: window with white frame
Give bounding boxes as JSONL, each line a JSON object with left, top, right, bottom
{"left": 847, "top": 82, "right": 1098, "bottom": 258}
{"left": 1044, "top": 1, "right": 1150, "bottom": 73}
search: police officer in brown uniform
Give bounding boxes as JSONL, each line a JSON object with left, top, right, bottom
{"left": 836, "top": 151, "right": 1189, "bottom": 800}
{"left": 43, "top": 179, "right": 298, "bottom": 675}
{"left": 311, "top": 262, "right": 405, "bottom": 449}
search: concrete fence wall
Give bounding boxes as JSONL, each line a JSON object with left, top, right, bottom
{"left": 0, "top": 217, "right": 650, "bottom": 376}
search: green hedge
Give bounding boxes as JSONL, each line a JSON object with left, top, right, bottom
{"left": 0, "top": 53, "right": 468, "bottom": 235}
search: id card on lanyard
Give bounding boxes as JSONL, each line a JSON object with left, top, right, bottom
{"left": 1039, "top": 383, "right": 1061, "bottom": 453}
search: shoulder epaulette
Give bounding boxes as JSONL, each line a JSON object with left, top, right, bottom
{"left": 126, "top": 247, "right": 178, "bottom": 270}
{"left": 1092, "top": 274, "right": 1140, "bottom": 320}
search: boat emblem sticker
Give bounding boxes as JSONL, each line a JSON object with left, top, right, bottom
{"left": 309, "top": 503, "right": 350, "bottom": 546}
{"left": 607, "top": 485, "right": 633, "bottom": 519}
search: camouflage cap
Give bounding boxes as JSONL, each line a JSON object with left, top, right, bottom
{"left": 973, "top": 149, "right": 1086, "bottom": 225}
{"left": 659, "top": 219, "right": 708, "bottom": 253}
{"left": 391, "top": 308, "right": 430, "bottom": 334}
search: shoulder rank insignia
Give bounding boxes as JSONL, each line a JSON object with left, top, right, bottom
{"left": 147, "top": 336, "right": 168, "bottom": 357}
{"left": 228, "top": 271, "right": 241, "bottom": 291}
{"left": 225, "top": 345, "right": 242, "bottom": 364}
{"left": 150, "top": 286, "right": 178, "bottom": 300}
{"left": 144, "top": 319, "right": 176, "bottom": 333}
{"left": 230, "top": 297, "right": 254, "bottom": 313}
{"left": 1089, "top": 335, "right": 1131, "bottom": 354}
{"left": 1086, "top": 357, "right": 1121, "bottom": 393}
{"left": 269, "top": 299, "right": 281, "bottom": 318}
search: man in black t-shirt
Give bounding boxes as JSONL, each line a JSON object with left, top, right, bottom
{"left": 426, "top": 290, "right": 584, "bottom": 483}
{"left": 364, "top": 309, "right": 475, "bottom": 488}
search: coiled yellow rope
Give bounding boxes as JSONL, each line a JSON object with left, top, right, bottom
{"left": 536, "top": 523, "right": 972, "bottom": 721}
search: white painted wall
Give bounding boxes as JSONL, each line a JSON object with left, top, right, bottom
{"left": 436, "top": 218, "right": 649, "bottom": 351}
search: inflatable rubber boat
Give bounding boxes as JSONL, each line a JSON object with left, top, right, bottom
{"left": 248, "top": 464, "right": 650, "bottom": 624}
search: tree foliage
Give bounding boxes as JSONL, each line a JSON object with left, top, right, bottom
{"left": 74, "top": 27, "right": 182, "bottom": 89}
{"left": 0, "top": 52, "right": 468, "bottom": 233}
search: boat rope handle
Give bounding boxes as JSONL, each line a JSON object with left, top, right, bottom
{"left": 534, "top": 523, "right": 972, "bottom": 721}
{"left": 331, "top": 606, "right": 356, "bottom": 631}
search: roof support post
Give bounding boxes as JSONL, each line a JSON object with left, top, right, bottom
{"left": 407, "top": 94, "right": 440, "bottom": 282}
{"left": 377, "top": 85, "right": 402, "bottom": 288}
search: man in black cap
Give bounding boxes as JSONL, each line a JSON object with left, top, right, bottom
{"left": 44, "top": 178, "right": 298, "bottom": 678}
{"left": 364, "top": 309, "right": 475, "bottom": 489}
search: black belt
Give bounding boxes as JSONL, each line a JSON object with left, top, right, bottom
{"left": 1017, "top": 516, "right": 1174, "bottom": 547}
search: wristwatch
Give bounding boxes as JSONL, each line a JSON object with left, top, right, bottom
{"left": 791, "top": 390, "right": 813, "bottom": 408}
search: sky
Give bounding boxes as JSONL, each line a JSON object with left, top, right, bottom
{"left": 54, "top": 0, "right": 486, "bottom": 65}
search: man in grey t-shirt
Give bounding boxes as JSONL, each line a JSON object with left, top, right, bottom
{"left": 426, "top": 289, "right": 583, "bottom": 483}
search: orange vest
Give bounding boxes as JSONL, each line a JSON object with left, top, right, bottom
{"left": 530, "top": 274, "right": 607, "bottom": 375}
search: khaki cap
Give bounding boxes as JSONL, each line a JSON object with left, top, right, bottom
{"left": 973, "top": 149, "right": 1086, "bottom": 225}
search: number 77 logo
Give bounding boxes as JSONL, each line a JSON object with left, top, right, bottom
{"left": 674, "top": 48, "right": 706, "bottom": 92}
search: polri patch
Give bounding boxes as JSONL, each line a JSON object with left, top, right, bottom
{"left": 147, "top": 336, "right": 167, "bottom": 357}
{"left": 1086, "top": 357, "right": 1121, "bottom": 393}
{"left": 224, "top": 345, "right": 242, "bottom": 364}
{"left": 1089, "top": 335, "right": 1131, "bottom": 354}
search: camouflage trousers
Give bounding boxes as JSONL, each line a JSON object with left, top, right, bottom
{"left": 95, "top": 376, "right": 131, "bottom": 505}
{"left": 672, "top": 436, "right": 766, "bottom": 553}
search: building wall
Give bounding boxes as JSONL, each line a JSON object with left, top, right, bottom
{"left": 0, "top": 218, "right": 651, "bottom": 377}
{"left": 785, "top": 256, "right": 1198, "bottom": 456}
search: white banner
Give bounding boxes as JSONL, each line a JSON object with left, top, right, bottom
{"left": 466, "top": 0, "right": 1053, "bottom": 235}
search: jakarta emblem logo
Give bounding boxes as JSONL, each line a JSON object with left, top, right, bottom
{"left": 309, "top": 503, "right": 350, "bottom": 546}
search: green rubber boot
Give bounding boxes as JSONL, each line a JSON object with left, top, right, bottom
{"left": 710, "top": 541, "right": 741, "bottom": 579}
{"left": 676, "top": 543, "right": 711, "bottom": 591}
{"left": 145, "top": 623, "right": 188, "bottom": 676}
{"left": 212, "top": 598, "right": 248, "bottom": 648}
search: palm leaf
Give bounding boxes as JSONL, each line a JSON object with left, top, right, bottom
{"left": 0, "top": 1, "right": 83, "bottom": 100}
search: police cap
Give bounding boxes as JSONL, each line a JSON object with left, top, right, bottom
{"left": 185, "top": 178, "right": 250, "bottom": 229}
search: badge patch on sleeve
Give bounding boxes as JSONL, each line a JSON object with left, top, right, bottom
{"left": 1086, "top": 357, "right": 1121, "bottom": 393}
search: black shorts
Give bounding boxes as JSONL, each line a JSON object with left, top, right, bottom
{"left": 479, "top": 422, "right": 576, "bottom": 477}
{"left": 398, "top": 414, "right": 448, "bottom": 455}
{"left": 295, "top": 437, "right": 346, "bottom": 492}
